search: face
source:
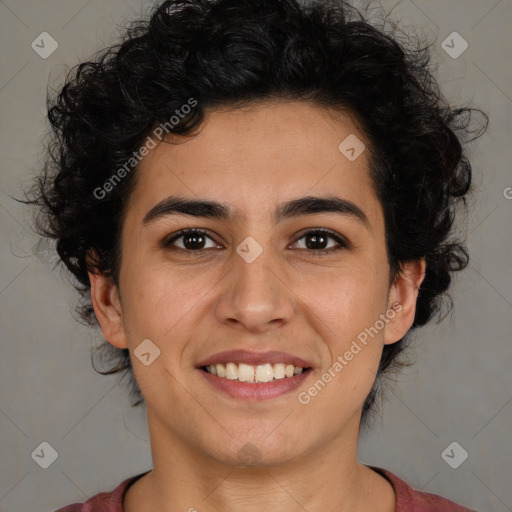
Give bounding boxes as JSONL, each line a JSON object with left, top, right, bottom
{"left": 90, "top": 100, "right": 424, "bottom": 468}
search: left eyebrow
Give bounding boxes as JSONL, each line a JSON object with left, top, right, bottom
{"left": 142, "top": 194, "right": 371, "bottom": 230}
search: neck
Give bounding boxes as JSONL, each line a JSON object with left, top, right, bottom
{"left": 125, "top": 409, "right": 395, "bottom": 512}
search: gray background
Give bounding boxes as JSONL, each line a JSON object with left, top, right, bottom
{"left": 0, "top": 1, "right": 511, "bottom": 511}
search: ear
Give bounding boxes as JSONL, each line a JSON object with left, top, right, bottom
{"left": 87, "top": 252, "right": 128, "bottom": 349}
{"left": 384, "top": 258, "right": 426, "bottom": 345}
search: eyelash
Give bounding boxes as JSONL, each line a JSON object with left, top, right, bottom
{"left": 163, "top": 228, "right": 350, "bottom": 255}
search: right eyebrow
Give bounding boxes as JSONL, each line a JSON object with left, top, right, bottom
{"left": 142, "top": 194, "right": 371, "bottom": 231}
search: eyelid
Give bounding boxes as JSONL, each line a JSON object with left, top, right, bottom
{"left": 290, "top": 227, "right": 351, "bottom": 251}
{"left": 296, "top": 227, "right": 351, "bottom": 246}
{"left": 163, "top": 228, "right": 221, "bottom": 248}
{"left": 164, "top": 227, "right": 351, "bottom": 253}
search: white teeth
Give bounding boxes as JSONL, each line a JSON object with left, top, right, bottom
{"left": 225, "top": 362, "right": 238, "bottom": 380}
{"left": 216, "top": 363, "right": 226, "bottom": 378}
{"left": 273, "top": 363, "right": 285, "bottom": 379}
{"left": 238, "top": 363, "right": 255, "bottom": 382}
{"left": 255, "top": 363, "right": 273, "bottom": 383}
{"left": 205, "top": 362, "right": 307, "bottom": 382}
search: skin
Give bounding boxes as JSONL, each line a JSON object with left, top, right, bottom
{"left": 89, "top": 100, "right": 426, "bottom": 512}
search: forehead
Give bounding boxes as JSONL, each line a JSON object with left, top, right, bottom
{"left": 125, "top": 100, "right": 380, "bottom": 226}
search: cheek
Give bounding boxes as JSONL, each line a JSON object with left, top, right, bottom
{"left": 298, "top": 271, "right": 388, "bottom": 420}
{"left": 120, "top": 261, "right": 216, "bottom": 347}
{"left": 300, "top": 263, "right": 389, "bottom": 332}
{"left": 299, "top": 263, "right": 389, "bottom": 394}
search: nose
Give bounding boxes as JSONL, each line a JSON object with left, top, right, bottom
{"left": 214, "top": 248, "right": 295, "bottom": 334}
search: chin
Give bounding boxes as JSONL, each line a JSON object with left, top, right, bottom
{"left": 204, "top": 429, "right": 311, "bottom": 469}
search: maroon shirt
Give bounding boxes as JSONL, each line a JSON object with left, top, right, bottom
{"left": 55, "top": 466, "right": 477, "bottom": 511}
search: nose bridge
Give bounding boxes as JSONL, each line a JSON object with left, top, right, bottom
{"left": 215, "top": 241, "right": 294, "bottom": 332}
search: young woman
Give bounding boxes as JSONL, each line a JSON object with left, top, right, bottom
{"left": 25, "top": 0, "right": 486, "bottom": 510}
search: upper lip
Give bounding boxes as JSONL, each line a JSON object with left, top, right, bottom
{"left": 196, "top": 350, "right": 313, "bottom": 369}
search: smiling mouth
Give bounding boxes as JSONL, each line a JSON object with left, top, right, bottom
{"left": 201, "top": 362, "right": 312, "bottom": 383}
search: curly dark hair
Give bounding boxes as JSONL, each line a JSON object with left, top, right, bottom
{"left": 21, "top": 0, "right": 487, "bottom": 421}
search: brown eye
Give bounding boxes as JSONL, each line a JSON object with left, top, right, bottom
{"left": 292, "top": 229, "right": 349, "bottom": 254}
{"left": 164, "top": 229, "right": 220, "bottom": 251}
{"left": 163, "top": 228, "right": 349, "bottom": 255}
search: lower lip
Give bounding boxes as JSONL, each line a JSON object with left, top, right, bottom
{"left": 198, "top": 368, "right": 313, "bottom": 400}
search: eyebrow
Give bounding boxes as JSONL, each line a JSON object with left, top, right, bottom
{"left": 142, "top": 194, "right": 371, "bottom": 229}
